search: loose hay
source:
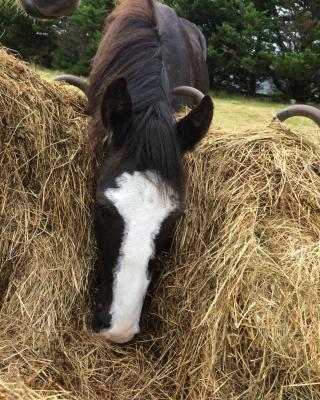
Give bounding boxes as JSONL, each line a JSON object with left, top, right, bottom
{"left": 1, "top": 48, "right": 320, "bottom": 399}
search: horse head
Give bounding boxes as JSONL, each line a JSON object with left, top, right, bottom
{"left": 92, "top": 78, "right": 213, "bottom": 343}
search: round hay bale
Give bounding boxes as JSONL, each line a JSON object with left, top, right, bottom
{"left": 1, "top": 48, "right": 320, "bottom": 399}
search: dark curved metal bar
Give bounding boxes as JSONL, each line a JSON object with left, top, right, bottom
{"left": 275, "top": 105, "right": 320, "bottom": 127}
{"left": 171, "top": 86, "right": 205, "bottom": 105}
{"left": 53, "top": 75, "right": 88, "bottom": 95}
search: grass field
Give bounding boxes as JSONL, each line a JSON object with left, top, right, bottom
{"left": 35, "top": 65, "right": 320, "bottom": 142}
{"left": 211, "top": 93, "right": 318, "bottom": 133}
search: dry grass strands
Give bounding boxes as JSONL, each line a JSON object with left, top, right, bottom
{"left": 1, "top": 48, "right": 320, "bottom": 399}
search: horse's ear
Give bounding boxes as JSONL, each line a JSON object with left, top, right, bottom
{"left": 176, "top": 95, "right": 213, "bottom": 153}
{"left": 101, "top": 77, "right": 132, "bottom": 133}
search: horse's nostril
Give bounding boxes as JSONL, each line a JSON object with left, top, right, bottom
{"left": 95, "top": 330, "right": 135, "bottom": 344}
{"left": 92, "top": 321, "right": 140, "bottom": 343}
{"left": 91, "top": 310, "right": 112, "bottom": 333}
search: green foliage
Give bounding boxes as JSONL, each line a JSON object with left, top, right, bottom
{"left": 164, "top": 0, "right": 274, "bottom": 93}
{"left": 270, "top": 49, "right": 320, "bottom": 101}
{"left": 0, "top": 0, "right": 57, "bottom": 66}
{"left": 164, "top": 0, "right": 319, "bottom": 100}
{"left": 51, "top": 0, "right": 115, "bottom": 75}
{"left": 262, "top": 0, "right": 320, "bottom": 101}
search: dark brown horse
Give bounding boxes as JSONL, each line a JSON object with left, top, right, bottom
{"left": 86, "top": 0, "right": 213, "bottom": 344}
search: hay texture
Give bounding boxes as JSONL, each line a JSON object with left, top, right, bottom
{"left": 1, "top": 48, "right": 320, "bottom": 399}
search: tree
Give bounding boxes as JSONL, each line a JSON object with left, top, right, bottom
{"left": 52, "top": 0, "right": 115, "bottom": 75}
{"left": 164, "top": 0, "right": 319, "bottom": 101}
{"left": 256, "top": 0, "right": 320, "bottom": 101}
{"left": 164, "top": 0, "right": 274, "bottom": 94}
{"left": 0, "top": 0, "right": 57, "bottom": 67}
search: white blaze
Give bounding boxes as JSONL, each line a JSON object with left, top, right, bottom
{"left": 102, "top": 171, "right": 177, "bottom": 343}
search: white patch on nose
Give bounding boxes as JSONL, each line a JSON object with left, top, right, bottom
{"left": 103, "top": 171, "right": 178, "bottom": 342}
{"left": 96, "top": 320, "right": 139, "bottom": 344}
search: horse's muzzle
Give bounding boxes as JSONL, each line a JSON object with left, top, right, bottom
{"left": 19, "top": 0, "right": 79, "bottom": 18}
{"left": 19, "top": 0, "right": 47, "bottom": 18}
{"left": 94, "top": 321, "right": 140, "bottom": 344}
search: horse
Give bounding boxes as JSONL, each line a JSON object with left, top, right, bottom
{"left": 85, "top": 0, "right": 214, "bottom": 344}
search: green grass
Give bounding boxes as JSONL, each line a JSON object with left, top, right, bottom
{"left": 211, "top": 91, "right": 319, "bottom": 133}
{"left": 34, "top": 65, "right": 319, "bottom": 136}
{"left": 33, "top": 64, "right": 87, "bottom": 95}
{"left": 33, "top": 65, "right": 87, "bottom": 83}
{"left": 32, "top": 64, "right": 67, "bottom": 80}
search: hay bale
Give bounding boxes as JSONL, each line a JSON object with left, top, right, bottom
{"left": 161, "top": 127, "right": 320, "bottom": 399}
{"left": 1, "top": 48, "right": 320, "bottom": 399}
